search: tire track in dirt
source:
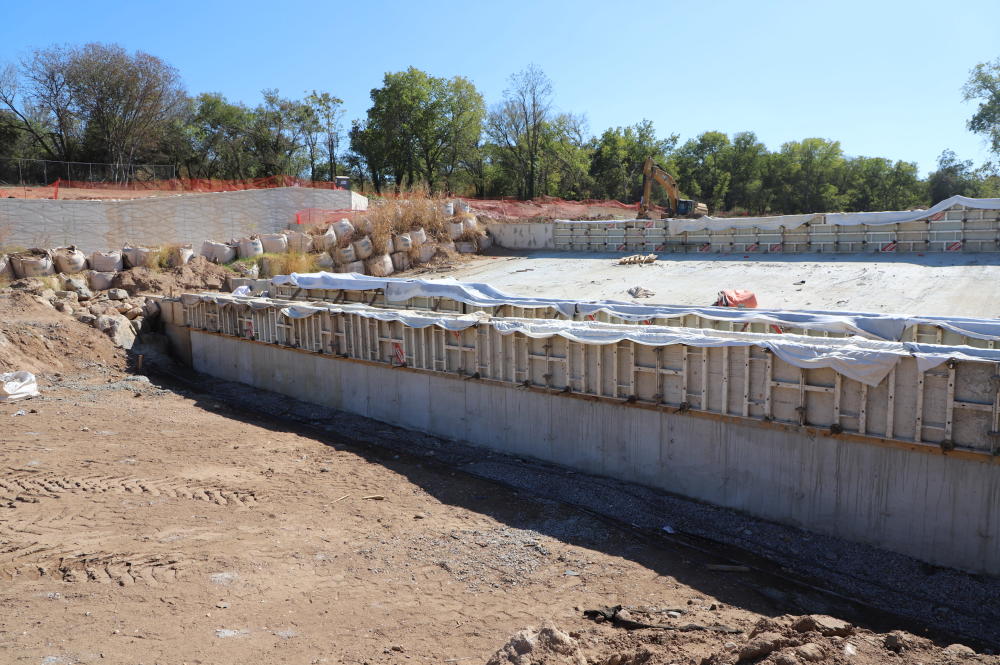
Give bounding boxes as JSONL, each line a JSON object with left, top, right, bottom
{"left": 0, "top": 473, "right": 260, "bottom": 508}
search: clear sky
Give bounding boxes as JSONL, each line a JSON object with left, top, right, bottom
{"left": 3, "top": 0, "right": 998, "bottom": 174}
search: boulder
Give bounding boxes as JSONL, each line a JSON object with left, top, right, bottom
{"left": 54, "top": 301, "right": 74, "bottom": 315}
{"left": 62, "top": 275, "right": 93, "bottom": 300}
{"left": 794, "top": 643, "right": 825, "bottom": 662}
{"left": 108, "top": 288, "right": 129, "bottom": 301}
{"left": 76, "top": 313, "right": 96, "bottom": 325}
{"left": 94, "top": 313, "right": 136, "bottom": 349}
{"left": 791, "top": 615, "right": 853, "bottom": 637}
{"left": 738, "top": 632, "right": 792, "bottom": 661}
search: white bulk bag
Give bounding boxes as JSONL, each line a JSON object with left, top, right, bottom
{"left": 0, "top": 371, "right": 40, "bottom": 402}
{"left": 123, "top": 246, "right": 159, "bottom": 268}
{"left": 168, "top": 245, "right": 195, "bottom": 267}
{"left": 316, "top": 252, "right": 336, "bottom": 270}
{"left": 284, "top": 231, "right": 313, "bottom": 253}
{"left": 338, "top": 260, "right": 365, "bottom": 274}
{"left": 89, "top": 250, "right": 124, "bottom": 272}
{"left": 200, "top": 241, "right": 236, "bottom": 264}
{"left": 88, "top": 271, "right": 117, "bottom": 291}
{"left": 393, "top": 233, "right": 413, "bottom": 253}
{"left": 352, "top": 236, "right": 374, "bottom": 260}
{"left": 11, "top": 251, "right": 54, "bottom": 278}
{"left": 417, "top": 243, "right": 437, "bottom": 263}
{"left": 477, "top": 233, "right": 493, "bottom": 251}
{"left": 443, "top": 201, "right": 455, "bottom": 216}
{"left": 455, "top": 200, "right": 471, "bottom": 214}
{"left": 260, "top": 233, "right": 288, "bottom": 253}
{"left": 462, "top": 216, "right": 479, "bottom": 234}
{"left": 0, "top": 254, "right": 13, "bottom": 280}
{"left": 356, "top": 217, "right": 374, "bottom": 235}
{"left": 238, "top": 236, "right": 264, "bottom": 259}
{"left": 53, "top": 247, "right": 88, "bottom": 273}
{"left": 390, "top": 252, "right": 411, "bottom": 272}
{"left": 331, "top": 219, "right": 354, "bottom": 241}
{"left": 315, "top": 227, "right": 338, "bottom": 251}
{"left": 336, "top": 245, "right": 357, "bottom": 264}
{"left": 410, "top": 228, "right": 427, "bottom": 246}
{"left": 365, "top": 254, "right": 394, "bottom": 277}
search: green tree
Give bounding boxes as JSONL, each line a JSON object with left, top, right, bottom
{"left": 589, "top": 120, "right": 677, "bottom": 202}
{"left": 486, "top": 64, "right": 552, "bottom": 199}
{"left": 927, "top": 150, "right": 981, "bottom": 203}
{"left": 305, "top": 91, "right": 345, "bottom": 180}
{"left": 964, "top": 58, "right": 1000, "bottom": 160}
{"left": 673, "top": 131, "right": 732, "bottom": 211}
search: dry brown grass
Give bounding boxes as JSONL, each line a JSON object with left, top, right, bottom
{"left": 258, "top": 251, "right": 317, "bottom": 277}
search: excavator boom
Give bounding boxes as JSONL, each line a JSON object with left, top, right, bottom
{"left": 638, "top": 157, "right": 707, "bottom": 219}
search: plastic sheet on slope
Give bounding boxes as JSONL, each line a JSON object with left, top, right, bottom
{"left": 825, "top": 195, "right": 1000, "bottom": 227}
{"left": 190, "top": 293, "right": 1000, "bottom": 387}
{"left": 0, "top": 371, "right": 40, "bottom": 402}
{"left": 269, "top": 272, "right": 1000, "bottom": 343}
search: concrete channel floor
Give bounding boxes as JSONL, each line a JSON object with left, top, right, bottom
{"left": 431, "top": 251, "right": 1000, "bottom": 318}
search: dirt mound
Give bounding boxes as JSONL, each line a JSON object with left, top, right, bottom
{"left": 485, "top": 614, "right": 992, "bottom": 665}
{"left": 111, "top": 256, "right": 230, "bottom": 296}
{"left": 0, "top": 290, "right": 125, "bottom": 374}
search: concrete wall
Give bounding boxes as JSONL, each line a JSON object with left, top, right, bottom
{"left": 188, "top": 329, "right": 1000, "bottom": 576}
{"left": 0, "top": 187, "right": 367, "bottom": 253}
{"left": 486, "top": 223, "right": 554, "bottom": 250}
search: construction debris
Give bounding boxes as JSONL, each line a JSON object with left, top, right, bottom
{"left": 626, "top": 286, "right": 655, "bottom": 298}
{"left": 618, "top": 253, "right": 657, "bottom": 265}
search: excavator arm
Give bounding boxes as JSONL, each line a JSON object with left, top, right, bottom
{"left": 638, "top": 157, "right": 706, "bottom": 219}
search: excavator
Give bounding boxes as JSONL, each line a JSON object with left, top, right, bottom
{"left": 637, "top": 157, "right": 708, "bottom": 219}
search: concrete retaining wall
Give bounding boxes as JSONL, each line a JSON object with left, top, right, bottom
{"left": 486, "top": 223, "right": 554, "bottom": 250}
{"left": 185, "top": 329, "right": 1000, "bottom": 575}
{"left": 0, "top": 187, "right": 367, "bottom": 253}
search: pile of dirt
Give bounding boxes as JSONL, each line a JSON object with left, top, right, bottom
{"left": 0, "top": 290, "right": 126, "bottom": 374}
{"left": 485, "top": 615, "right": 992, "bottom": 665}
{"left": 111, "top": 256, "right": 230, "bottom": 296}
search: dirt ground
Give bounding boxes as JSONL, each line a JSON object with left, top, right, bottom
{"left": 421, "top": 250, "right": 1000, "bottom": 318}
{"left": 1, "top": 286, "right": 998, "bottom": 664}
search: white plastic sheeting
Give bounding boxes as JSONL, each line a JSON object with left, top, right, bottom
{"left": 825, "top": 195, "right": 1000, "bottom": 227}
{"left": 667, "top": 213, "right": 821, "bottom": 236}
{"left": 270, "top": 272, "right": 1000, "bottom": 343}
{"left": 187, "top": 292, "right": 1000, "bottom": 387}
{"left": 0, "top": 371, "right": 40, "bottom": 402}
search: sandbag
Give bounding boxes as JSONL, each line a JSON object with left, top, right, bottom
{"left": 418, "top": 242, "right": 437, "bottom": 264}
{"left": 338, "top": 260, "right": 365, "bottom": 274}
{"left": 11, "top": 250, "right": 54, "bottom": 278}
{"left": 260, "top": 233, "right": 288, "bottom": 253}
{"left": 390, "top": 252, "right": 411, "bottom": 272}
{"left": 168, "top": 245, "right": 195, "bottom": 267}
{"left": 448, "top": 221, "right": 464, "bottom": 240}
{"left": 88, "top": 271, "right": 117, "bottom": 291}
{"left": 455, "top": 200, "right": 471, "bottom": 214}
{"left": 53, "top": 246, "right": 88, "bottom": 273}
{"left": 316, "top": 252, "right": 336, "bottom": 270}
{"left": 365, "top": 254, "right": 394, "bottom": 277}
{"left": 356, "top": 217, "right": 374, "bottom": 235}
{"left": 393, "top": 233, "right": 413, "bottom": 253}
{"left": 123, "top": 246, "right": 159, "bottom": 268}
{"left": 352, "top": 236, "right": 374, "bottom": 260}
{"left": 463, "top": 216, "right": 479, "bottom": 234}
{"left": 336, "top": 245, "right": 357, "bottom": 264}
{"left": 443, "top": 201, "right": 455, "bottom": 216}
{"left": 410, "top": 228, "right": 427, "bottom": 246}
{"left": 89, "top": 250, "right": 124, "bottom": 272}
{"left": 0, "top": 371, "right": 40, "bottom": 402}
{"left": 455, "top": 241, "right": 477, "bottom": 254}
{"left": 284, "top": 231, "right": 313, "bottom": 253}
{"left": 331, "top": 219, "right": 354, "bottom": 241}
{"left": 200, "top": 241, "right": 236, "bottom": 264}
{"left": 238, "top": 236, "right": 264, "bottom": 259}
{"left": 477, "top": 233, "right": 493, "bottom": 251}
{"left": 0, "top": 254, "right": 13, "bottom": 280}
{"left": 314, "top": 227, "right": 338, "bottom": 251}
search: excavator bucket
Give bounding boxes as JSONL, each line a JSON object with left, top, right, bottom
{"left": 714, "top": 289, "right": 758, "bottom": 309}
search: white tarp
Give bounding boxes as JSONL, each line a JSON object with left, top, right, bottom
{"left": 667, "top": 213, "right": 821, "bottom": 236}
{"left": 270, "top": 272, "right": 1000, "bottom": 343}
{"left": 825, "top": 195, "right": 1000, "bottom": 227}
{"left": 191, "top": 293, "right": 1000, "bottom": 387}
{"left": 0, "top": 371, "right": 40, "bottom": 402}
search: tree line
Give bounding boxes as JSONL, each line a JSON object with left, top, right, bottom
{"left": 2, "top": 43, "right": 998, "bottom": 214}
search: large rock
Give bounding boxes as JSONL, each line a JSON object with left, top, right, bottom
{"left": 794, "top": 643, "right": 825, "bottom": 662}
{"left": 94, "top": 313, "right": 136, "bottom": 349}
{"left": 62, "top": 275, "right": 93, "bottom": 300}
{"left": 738, "top": 632, "right": 793, "bottom": 661}
{"left": 791, "top": 615, "right": 853, "bottom": 637}
{"left": 108, "top": 288, "right": 129, "bottom": 301}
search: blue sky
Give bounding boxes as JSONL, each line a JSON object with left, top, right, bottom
{"left": 3, "top": 0, "right": 998, "bottom": 174}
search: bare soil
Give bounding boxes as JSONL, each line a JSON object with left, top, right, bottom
{"left": 0, "top": 293, "right": 995, "bottom": 664}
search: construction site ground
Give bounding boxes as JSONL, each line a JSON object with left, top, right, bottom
{"left": 3, "top": 254, "right": 1000, "bottom": 664}
{"left": 417, "top": 250, "right": 1000, "bottom": 317}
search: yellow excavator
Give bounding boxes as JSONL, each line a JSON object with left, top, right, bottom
{"left": 638, "top": 157, "right": 708, "bottom": 219}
